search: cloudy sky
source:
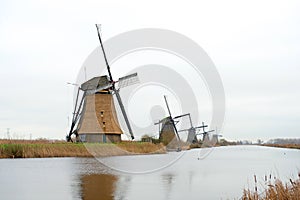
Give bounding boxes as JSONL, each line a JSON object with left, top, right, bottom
{"left": 0, "top": 0, "right": 299, "bottom": 141}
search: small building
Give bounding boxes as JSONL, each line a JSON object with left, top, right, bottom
{"left": 141, "top": 135, "right": 153, "bottom": 143}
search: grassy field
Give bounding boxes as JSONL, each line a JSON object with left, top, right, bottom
{"left": 0, "top": 139, "right": 165, "bottom": 158}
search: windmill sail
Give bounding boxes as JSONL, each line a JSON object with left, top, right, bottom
{"left": 118, "top": 73, "right": 139, "bottom": 88}
{"left": 164, "top": 95, "right": 180, "bottom": 141}
{"left": 114, "top": 89, "right": 134, "bottom": 140}
{"left": 67, "top": 90, "right": 87, "bottom": 142}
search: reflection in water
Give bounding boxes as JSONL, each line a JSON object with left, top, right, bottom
{"left": 113, "top": 176, "right": 131, "bottom": 200}
{"left": 162, "top": 174, "right": 175, "bottom": 200}
{"left": 81, "top": 174, "right": 117, "bottom": 200}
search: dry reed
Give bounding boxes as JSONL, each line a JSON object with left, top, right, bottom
{"left": 0, "top": 140, "right": 166, "bottom": 158}
{"left": 242, "top": 173, "right": 300, "bottom": 200}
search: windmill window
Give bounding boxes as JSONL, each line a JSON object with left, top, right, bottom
{"left": 100, "top": 111, "right": 104, "bottom": 117}
{"left": 103, "top": 121, "right": 106, "bottom": 128}
{"left": 79, "top": 135, "right": 86, "bottom": 142}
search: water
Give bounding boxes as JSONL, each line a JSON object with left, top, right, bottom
{"left": 0, "top": 146, "right": 299, "bottom": 200}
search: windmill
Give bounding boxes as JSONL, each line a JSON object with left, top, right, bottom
{"left": 197, "top": 122, "right": 215, "bottom": 142}
{"left": 211, "top": 127, "right": 223, "bottom": 144}
{"left": 66, "top": 24, "right": 139, "bottom": 142}
{"left": 177, "top": 122, "right": 208, "bottom": 144}
{"left": 154, "top": 95, "right": 189, "bottom": 150}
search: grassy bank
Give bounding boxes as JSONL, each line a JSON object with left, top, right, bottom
{"left": 0, "top": 140, "right": 165, "bottom": 158}
{"left": 262, "top": 143, "right": 300, "bottom": 150}
{"left": 242, "top": 174, "right": 300, "bottom": 200}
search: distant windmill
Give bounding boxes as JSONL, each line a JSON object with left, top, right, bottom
{"left": 66, "top": 24, "right": 139, "bottom": 142}
{"left": 211, "top": 127, "right": 223, "bottom": 144}
{"left": 154, "top": 95, "right": 188, "bottom": 150}
{"left": 177, "top": 122, "right": 208, "bottom": 144}
{"left": 197, "top": 122, "right": 215, "bottom": 142}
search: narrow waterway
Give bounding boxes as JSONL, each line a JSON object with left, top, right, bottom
{"left": 0, "top": 146, "right": 299, "bottom": 199}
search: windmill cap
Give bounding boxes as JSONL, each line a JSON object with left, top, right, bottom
{"left": 81, "top": 75, "right": 111, "bottom": 91}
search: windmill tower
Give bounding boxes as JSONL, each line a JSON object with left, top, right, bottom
{"left": 66, "top": 25, "right": 139, "bottom": 143}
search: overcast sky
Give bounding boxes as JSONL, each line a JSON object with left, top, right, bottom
{"left": 0, "top": 0, "right": 299, "bottom": 141}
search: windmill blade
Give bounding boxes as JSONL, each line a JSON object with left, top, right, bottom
{"left": 163, "top": 95, "right": 181, "bottom": 149}
{"left": 200, "top": 122, "right": 209, "bottom": 133}
{"left": 195, "top": 125, "right": 208, "bottom": 129}
{"left": 171, "top": 119, "right": 181, "bottom": 141}
{"left": 118, "top": 73, "right": 139, "bottom": 88}
{"left": 178, "top": 128, "right": 191, "bottom": 133}
{"left": 67, "top": 88, "right": 80, "bottom": 142}
{"left": 95, "top": 24, "right": 114, "bottom": 82}
{"left": 173, "top": 113, "right": 193, "bottom": 128}
{"left": 206, "top": 130, "right": 215, "bottom": 133}
{"left": 188, "top": 114, "right": 193, "bottom": 128}
{"left": 114, "top": 89, "right": 134, "bottom": 140}
{"left": 164, "top": 95, "right": 172, "bottom": 118}
{"left": 71, "top": 87, "right": 80, "bottom": 123}
{"left": 171, "top": 119, "right": 181, "bottom": 151}
{"left": 173, "top": 113, "right": 189, "bottom": 119}
{"left": 71, "top": 92, "right": 86, "bottom": 130}
{"left": 67, "top": 91, "right": 87, "bottom": 142}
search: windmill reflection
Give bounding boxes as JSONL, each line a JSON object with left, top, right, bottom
{"left": 81, "top": 174, "right": 117, "bottom": 200}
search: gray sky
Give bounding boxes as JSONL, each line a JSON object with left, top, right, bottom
{"left": 0, "top": 0, "right": 299, "bottom": 141}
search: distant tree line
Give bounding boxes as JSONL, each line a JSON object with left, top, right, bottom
{"left": 266, "top": 138, "right": 300, "bottom": 145}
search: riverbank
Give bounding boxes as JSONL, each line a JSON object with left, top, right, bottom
{"left": 0, "top": 139, "right": 166, "bottom": 158}
{"left": 262, "top": 143, "right": 300, "bottom": 150}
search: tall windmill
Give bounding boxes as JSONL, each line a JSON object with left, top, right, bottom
{"left": 66, "top": 25, "right": 139, "bottom": 142}
{"left": 154, "top": 95, "right": 188, "bottom": 150}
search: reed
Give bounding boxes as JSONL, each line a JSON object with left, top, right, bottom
{"left": 0, "top": 142, "right": 91, "bottom": 158}
{"left": 0, "top": 140, "right": 166, "bottom": 158}
{"left": 242, "top": 173, "right": 300, "bottom": 200}
{"left": 117, "top": 141, "right": 165, "bottom": 154}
